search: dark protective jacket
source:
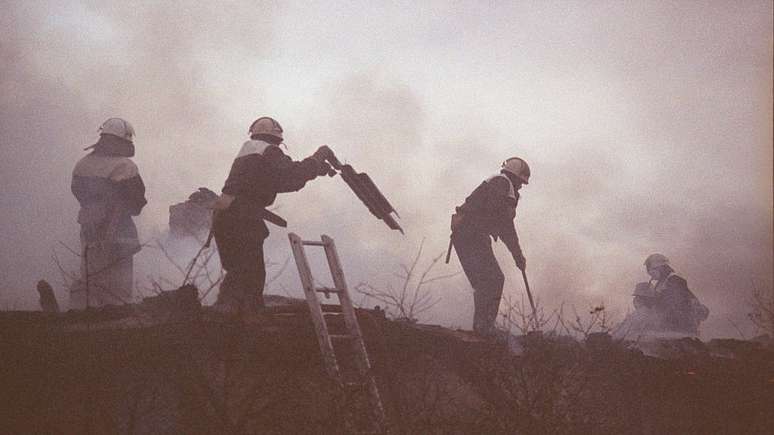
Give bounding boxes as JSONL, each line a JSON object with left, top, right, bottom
{"left": 454, "top": 174, "right": 523, "bottom": 260}
{"left": 216, "top": 139, "right": 325, "bottom": 239}
{"left": 71, "top": 135, "right": 147, "bottom": 255}
{"left": 656, "top": 274, "right": 708, "bottom": 333}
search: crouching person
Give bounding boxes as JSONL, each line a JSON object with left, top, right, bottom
{"left": 643, "top": 253, "right": 709, "bottom": 335}
{"left": 71, "top": 118, "right": 147, "bottom": 309}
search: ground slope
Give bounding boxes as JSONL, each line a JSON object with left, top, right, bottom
{"left": 1, "top": 294, "right": 772, "bottom": 434}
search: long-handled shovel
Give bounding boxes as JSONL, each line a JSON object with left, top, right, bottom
{"left": 521, "top": 269, "right": 539, "bottom": 331}
{"left": 444, "top": 237, "right": 453, "bottom": 264}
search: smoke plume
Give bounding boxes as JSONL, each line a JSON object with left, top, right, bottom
{"left": 1, "top": 1, "right": 771, "bottom": 338}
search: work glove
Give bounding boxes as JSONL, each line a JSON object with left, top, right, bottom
{"left": 312, "top": 145, "right": 333, "bottom": 163}
{"left": 316, "top": 160, "right": 334, "bottom": 176}
{"left": 514, "top": 253, "right": 526, "bottom": 271}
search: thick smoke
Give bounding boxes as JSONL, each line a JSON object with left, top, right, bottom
{"left": 0, "top": 0, "right": 279, "bottom": 304}
{"left": 1, "top": 1, "right": 771, "bottom": 338}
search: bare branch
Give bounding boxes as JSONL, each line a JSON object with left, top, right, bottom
{"left": 58, "top": 240, "right": 82, "bottom": 258}
{"left": 748, "top": 278, "right": 774, "bottom": 336}
{"left": 151, "top": 239, "right": 188, "bottom": 278}
{"left": 356, "top": 239, "right": 454, "bottom": 323}
{"left": 727, "top": 317, "right": 747, "bottom": 340}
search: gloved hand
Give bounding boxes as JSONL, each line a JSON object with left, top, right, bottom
{"left": 312, "top": 145, "right": 333, "bottom": 163}
{"left": 316, "top": 160, "right": 334, "bottom": 176}
{"left": 514, "top": 253, "right": 526, "bottom": 271}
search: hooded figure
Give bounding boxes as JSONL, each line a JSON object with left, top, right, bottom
{"left": 451, "top": 157, "right": 530, "bottom": 336}
{"left": 70, "top": 118, "right": 147, "bottom": 308}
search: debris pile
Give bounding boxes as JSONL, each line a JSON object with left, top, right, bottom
{"left": 1, "top": 289, "right": 772, "bottom": 434}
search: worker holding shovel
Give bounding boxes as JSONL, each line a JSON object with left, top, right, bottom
{"left": 448, "top": 157, "right": 534, "bottom": 336}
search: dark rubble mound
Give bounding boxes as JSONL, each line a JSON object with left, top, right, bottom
{"left": 1, "top": 290, "right": 773, "bottom": 434}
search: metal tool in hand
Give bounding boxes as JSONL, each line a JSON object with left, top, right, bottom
{"left": 322, "top": 149, "right": 404, "bottom": 234}
{"left": 445, "top": 212, "right": 462, "bottom": 264}
{"left": 521, "top": 268, "right": 539, "bottom": 330}
{"left": 444, "top": 238, "right": 453, "bottom": 264}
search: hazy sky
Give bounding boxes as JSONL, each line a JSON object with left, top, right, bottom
{"left": 1, "top": 0, "right": 771, "bottom": 337}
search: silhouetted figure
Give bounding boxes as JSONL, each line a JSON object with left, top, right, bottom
{"left": 211, "top": 116, "right": 332, "bottom": 314}
{"left": 70, "top": 118, "right": 147, "bottom": 309}
{"left": 451, "top": 157, "right": 530, "bottom": 336}
{"left": 619, "top": 254, "right": 709, "bottom": 337}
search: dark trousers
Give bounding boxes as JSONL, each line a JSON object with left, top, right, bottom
{"left": 452, "top": 231, "right": 505, "bottom": 335}
{"left": 213, "top": 219, "right": 267, "bottom": 312}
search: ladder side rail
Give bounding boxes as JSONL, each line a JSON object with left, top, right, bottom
{"left": 320, "top": 235, "right": 366, "bottom": 343}
{"left": 288, "top": 233, "right": 341, "bottom": 381}
{"left": 320, "top": 235, "right": 387, "bottom": 427}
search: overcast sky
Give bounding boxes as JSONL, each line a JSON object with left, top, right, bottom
{"left": 1, "top": 0, "right": 771, "bottom": 337}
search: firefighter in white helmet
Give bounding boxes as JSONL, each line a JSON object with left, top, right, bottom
{"left": 70, "top": 117, "right": 147, "bottom": 309}
{"left": 639, "top": 253, "right": 709, "bottom": 334}
{"left": 450, "top": 157, "right": 530, "bottom": 336}
{"left": 211, "top": 116, "right": 333, "bottom": 313}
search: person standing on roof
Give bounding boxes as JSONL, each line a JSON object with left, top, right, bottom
{"left": 211, "top": 116, "right": 333, "bottom": 314}
{"left": 71, "top": 117, "right": 147, "bottom": 309}
{"left": 451, "top": 157, "right": 530, "bottom": 336}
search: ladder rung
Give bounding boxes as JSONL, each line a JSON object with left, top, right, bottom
{"left": 321, "top": 304, "right": 342, "bottom": 313}
{"left": 289, "top": 233, "right": 385, "bottom": 432}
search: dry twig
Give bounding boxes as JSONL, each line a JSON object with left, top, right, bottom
{"left": 356, "top": 239, "right": 457, "bottom": 321}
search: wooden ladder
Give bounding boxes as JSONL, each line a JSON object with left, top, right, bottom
{"left": 288, "top": 233, "right": 386, "bottom": 432}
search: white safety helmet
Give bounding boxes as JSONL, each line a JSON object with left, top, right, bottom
{"left": 644, "top": 253, "right": 670, "bottom": 271}
{"left": 99, "top": 117, "right": 135, "bottom": 142}
{"left": 248, "top": 116, "right": 284, "bottom": 141}
{"left": 501, "top": 157, "right": 531, "bottom": 184}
